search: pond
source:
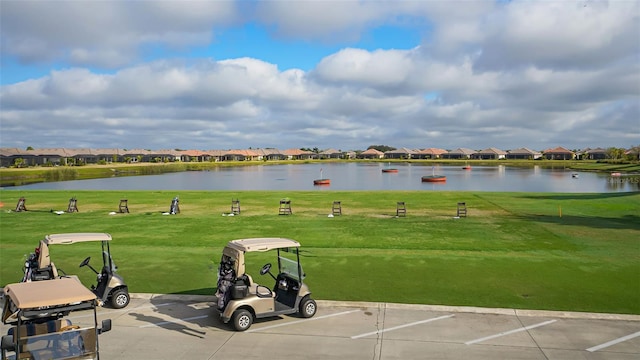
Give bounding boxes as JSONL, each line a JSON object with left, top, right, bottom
{"left": 4, "top": 163, "right": 638, "bottom": 192}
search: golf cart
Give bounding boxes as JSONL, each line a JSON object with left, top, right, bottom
{"left": 215, "top": 238, "right": 317, "bottom": 331}
{"left": 1, "top": 277, "right": 112, "bottom": 360}
{"left": 21, "top": 233, "right": 130, "bottom": 309}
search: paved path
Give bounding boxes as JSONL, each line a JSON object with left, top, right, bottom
{"left": 2, "top": 294, "right": 639, "bottom": 359}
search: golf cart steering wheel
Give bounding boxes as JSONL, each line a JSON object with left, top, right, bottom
{"left": 260, "top": 263, "right": 272, "bottom": 275}
{"left": 79, "top": 256, "right": 91, "bottom": 268}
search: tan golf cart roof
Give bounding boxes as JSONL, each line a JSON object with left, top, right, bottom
{"left": 4, "top": 277, "right": 96, "bottom": 309}
{"left": 226, "top": 238, "right": 300, "bottom": 252}
{"left": 44, "top": 232, "right": 112, "bottom": 245}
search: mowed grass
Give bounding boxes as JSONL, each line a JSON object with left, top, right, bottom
{"left": 0, "top": 190, "right": 638, "bottom": 314}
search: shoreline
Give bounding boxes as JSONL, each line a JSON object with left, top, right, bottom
{"left": 1, "top": 159, "right": 639, "bottom": 188}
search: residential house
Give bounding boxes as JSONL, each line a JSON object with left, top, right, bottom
{"left": 584, "top": 148, "right": 608, "bottom": 160}
{"left": 151, "top": 149, "right": 182, "bottom": 162}
{"left": 93, "top": 148, "right": 125, "bottom": 163}
{"left": 258, "top": 148, "right": 287, "bottom": 161}
{"left": 222, "top": 149, "right": 261, "bottom": 161}
{"left": 282, "top": 148, "right": 315, "bottom": 160}
{"left": 343, "top": 151, "right": 357, "bottom": 159}
{"left": 319, "top": 148, "right": 342, "bottom": 159}
{"left": 506, "top": 148, "right": 542, "bottom": 160}
{"left": 120, "top": 149, "right": 152, "bottom": 163}
{"left": 416, "top": 148, "right": 447, "bottom": 159}
{"left": 180, "top": 150, "right": 211, "bottom": 162}
{"left": 0, "top": 148, "right": 33, "bottom": 167}
{"left": 204, "top": 149, "right": 225, "bottom": 162}
{"left": 625, "top": 147, "right": 640, "bottom": 160}
{"left": 442, "top": 148, "right": 476, "bottom": 159}
{"left": 384, "top": 147, "right": 417, "bottom": 159}
{"left": 543, "top": 146, "right": 575, "bottom": 160}
{"left": 67, "top": 148, "right": 99, "bottom": 165}
{"left": 31, "top": 148, "right": 75, "bottom": 166}
{"left": 472, "top": 147, "right": 507, "bottom": 160}
{"left": 358, "top": 148, "right": 384, "bottom": 159}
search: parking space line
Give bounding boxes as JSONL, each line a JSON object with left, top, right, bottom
{"left": 351, "top": 314, "right": 454, "bottom": 340}
{"left": 246, "top": 310, "right": 360, "bottom": 333}
{"left": 586, "top": 331, "right": 640, "bottom": 352}
{"left": 465, "top": 319, "right": 557, "bottom": 345}
{"left": 140, "top": 315, "right": 209, "bottom": 328}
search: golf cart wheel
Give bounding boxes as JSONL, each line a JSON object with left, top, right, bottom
{"left": 111, "top": 289, "right": 130, "bottom": 309}
{"left": 232, "top": 309, "right": 253, "bottom": 331}
{"left": 299, "top": 297, "right": 317, "bottom": 318}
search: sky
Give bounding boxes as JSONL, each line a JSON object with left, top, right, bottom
{"left": 0, "top": 0, "right": 638, "bottom": 152}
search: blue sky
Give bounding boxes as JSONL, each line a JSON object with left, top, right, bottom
{"left": 1, "top": 15, "right": 424, "bottom": 84}
{"left": 0, "top": 0, "right": 638, "bottom": 151}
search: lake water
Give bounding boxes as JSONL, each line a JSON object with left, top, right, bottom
{"left": 4, "top": 163, "right": 638, "bottom": 192}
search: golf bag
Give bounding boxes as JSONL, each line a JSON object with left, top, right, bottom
{"left": 169, "top": 196, "right": 179, "bottom": 214}
{"left": 21, "top": 246, "right": 55, "bottom": 282}
{"left": 21, "top": 250, "right": 39, "bottom": 282}
{"left": 215, "top": 257, "right": 236, "bottom": 310}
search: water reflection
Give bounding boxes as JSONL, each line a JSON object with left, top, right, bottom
{"left": 4, "top": 163, "right": 639, "bottom": 192}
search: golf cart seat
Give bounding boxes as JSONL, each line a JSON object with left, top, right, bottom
{"left": 49, "top": 262, "right": 59, "bottom": 278}
{"left": 233, "top": 274, "right": 273, "bottom": 299}
{"left": 32, "top": 240, "right": 59, "bottom": 280}
{"left": 243, "top": 274, "right": 256, "bottom": 292}
{"left": 37, "top": 240, "right": 51, "bottom": 269}
{"left": 8, "top": 319, "right": 73, "bottom": 338}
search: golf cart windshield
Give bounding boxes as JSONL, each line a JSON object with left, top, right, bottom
{"left": 16, "top": 327, "right": 97, "bottom": 359}
{"left": 2, "top": 279, "right": 111, "bottom": 360}
{"left": 279, "top": 256, "right": 304, "bottom": 280}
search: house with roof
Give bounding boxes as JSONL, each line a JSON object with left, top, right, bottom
{"left": 31, "top": 148, "right": 76, "bottom": 166}
{"left": 0, "top": 148, "right": 34, "bottom": 167}
{"left": 625, "top": 146, "right": 640, "bottom": 160}
{"left": 343, "top": 151, "right": 357, "bottom": 159}
{"left": 222, "top": 149, "right": 261, "bottom": 161}
{"left": 583, "top": 147, "right": 608, "bottom": 160}
{"left": 442, "top": 148, "right": 476, "bottom": 159}
{"left": 203, "top": 149, "right": 225, "bottom": 162}
{"left": 318, "top": 148, "right": 342, "bottom": 159}
{"left": 283, "top": 148, "right": 316, "bottom": 160}
{"left": 358, "top": 148, "right": 384, "bottom": 159}
{"left": 180, "top": 150, "right": 211, "bottom": 162}
{"left": 506, "top": 148, "right": 542, "bottom": 160}
{"left": 248, "top": 148, "right": 284, "bottom": 161}
{"left": 92, "top": 148, "right": 125, "bottom": 163}
{"left": 64, "top": 148, "right": 95, "bottom": 165}
{"left": 148, "top": 149, "right": 180, "bottom": 162}
{"left": 472, "top": 147, "right": 507, "bottom": 160}
{"left": 384, "top": 147, "right": 417, "bottom": 159}
{"left": 119, "top": 149, "right": 152, "bottom": 163}
{"left": 543, "top": 146, "right": 575, "bottom": 160}
{"left": 416, "top": 148, "right": 447, "bottom": 159}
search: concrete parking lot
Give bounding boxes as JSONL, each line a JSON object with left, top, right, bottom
{"left": 2, "top": 294, "right": 639, "bottom": 359}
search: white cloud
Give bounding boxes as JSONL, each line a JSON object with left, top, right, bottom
{"left": 474, "top": 1, "right": 639, "bottom": 70}
{"left": 0, "top": 1, "right": 238, "bottom": 67}
{"left": 0, "top": 0, "right": 638, "bottom": 151}
{"left": 313, "top": 48, "right": 418, "bottom": 90}
{"left": 255, "top": 0, "right": 390, "bottom": 42}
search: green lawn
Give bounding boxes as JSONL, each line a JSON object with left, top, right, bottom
{"left": 0, "top": 190, "right": 638, "bottom": 314}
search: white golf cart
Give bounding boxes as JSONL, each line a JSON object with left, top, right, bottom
{"left": 1, "top": 278, "right": 112, "bottom": 360}
{"left": 216, "top": 238, "right": 317, "bottom": 331}
{"left": 22, "top": 233, "right": 130, "bottom": 309}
